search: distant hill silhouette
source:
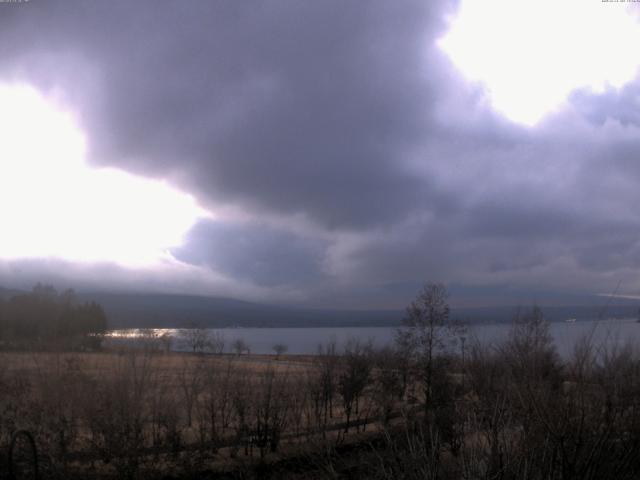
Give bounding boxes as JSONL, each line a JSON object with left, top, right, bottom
{"left": 3, "top": 287, "right": 639, "bottom": 329}
{"left": 79, "top": 291, "right": 640, "bottom": 329}
{"left": 77, "top": 292, "right": 404, "bottom": 329}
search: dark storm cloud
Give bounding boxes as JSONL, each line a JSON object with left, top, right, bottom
{"left": 466, "top": 201, "right": 577, "bottom": 239}
{"left": 171, "top": 219, "right": 326, "bottom": 287}
{"left": 0, "top": 0, "right": 457, "bottom": 230}
{"left": 3, "top": 0, "right": 640, "bottom": 306}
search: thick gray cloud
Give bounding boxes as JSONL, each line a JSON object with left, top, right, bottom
{"left": 172, "top": 219, "right": 327, "bottom": 288}
{"left": 0, "top": 0, "right": 455, "bottom": 229}
{"left": 571, "top": 84, "right": 640, "bottom": 127}
{"left": 2, "top": 0, "right": 640, "bottom": 308}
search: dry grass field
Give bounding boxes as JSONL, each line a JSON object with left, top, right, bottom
{"left": 0, "top": 345, "right": 404, "bottom": 479}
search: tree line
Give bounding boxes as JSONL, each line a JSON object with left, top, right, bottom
{"left": 0, "top": 284, "right": 107, "bottom": 348}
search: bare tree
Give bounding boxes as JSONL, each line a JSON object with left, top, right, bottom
{"left": 178, "top": 357, "right": 205, "bottom": 427}
{"left": 196, "top": 357, "right": 235, "bottom": 450}
{"left": 272, "top": 343, "right": 288, "bottom": 359}
{"left": 83, "top": 351, "right": 155, "bottom": 478}
{"left": 372, "top": 346, "right": 406, "bottom": 426}
{"left": 252, "top": 367, "right": 292, "bottom": 456}
{"left": 396, "top": 282, "right": 452, "bottom": 414}
{"left": 181, "top": 327, "right": 211, "bottom": 354}
{"left": 503, "top": 305, "right": 559, "bottom": 383}
{"left": 209, "top": 331, "right": 225, "bottom": 354}
{"left": 229, "top": 367, "right": 253, "bottom": 457}
{"left": 338, "top": 339, "right": 372, "bottom": 433}
{"left": 232, "top": 338, "right": 249, "bottom": 356}
{"left": 316, "top": 340, "right": 339, "bottom": 425}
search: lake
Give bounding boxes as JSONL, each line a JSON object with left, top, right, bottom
{"left": 106, "top": 317, "right": 640, "bottom": 358}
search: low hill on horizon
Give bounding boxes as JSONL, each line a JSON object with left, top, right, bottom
{"left": 78, "top": 291, "right": 403, "bottom": 329}
{"left": 78, "top": 291, "right": 640, "bottom": 329}
{"left": 2, "top": 286, "right": 639, "bottom": 329}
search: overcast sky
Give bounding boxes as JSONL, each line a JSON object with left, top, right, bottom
{"left": 1, "top": 0, "right": 640, "bottom": 308}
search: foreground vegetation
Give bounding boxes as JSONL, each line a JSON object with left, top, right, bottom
{"left": 2, "top": 283, "right": 640, "bottom": 479}
{"left": 1, "top": 324, "right": 640, "bottom": 478}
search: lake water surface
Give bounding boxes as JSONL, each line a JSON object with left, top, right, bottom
{"left": 107, "top": 318, "right": 640, "bottom": 357}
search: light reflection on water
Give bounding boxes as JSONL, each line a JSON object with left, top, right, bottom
{"left": 105, "top": 318, "right": 640, "bottom": 357}
{"left": 105, "top": 328, "right": 175, "bottom": 339}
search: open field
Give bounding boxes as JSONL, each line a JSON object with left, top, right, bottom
{"left": 0, "top": 346, "right": 411, "bottom": 479}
